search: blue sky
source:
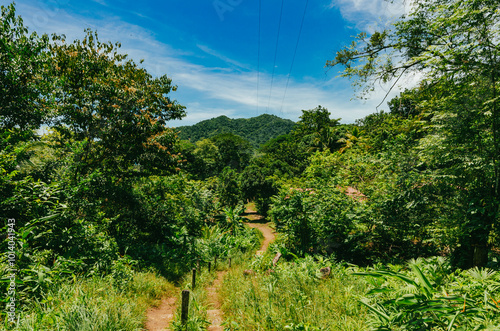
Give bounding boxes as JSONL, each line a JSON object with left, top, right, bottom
{"left": 14, "top": 0, "right": 411, "bottom": 126}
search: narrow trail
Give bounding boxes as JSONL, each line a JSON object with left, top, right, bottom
{"left": 206, "top": 270, "right": 227, "bottom": 331}
{"left": 145, "top": 294, "right": 178, "bottom": 331}
{"left": 205, "top": 204, "right": 276, "bottom": 330}
{"left": 145, "top": 204, "right": 275, "bottom": 331}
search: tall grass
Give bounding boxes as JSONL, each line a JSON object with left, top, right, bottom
{"left": 2, "top": 271, "right": 176, "bottom": 330}
{"left": 218, "top": 250, "right": 369, "bottom": 330}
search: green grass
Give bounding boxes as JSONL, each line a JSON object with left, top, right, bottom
{"left": 218, "top": 249, "right": 369, "bottom": 330}
{"left": 2, "top": 271, "right": 176, "bottom": 330}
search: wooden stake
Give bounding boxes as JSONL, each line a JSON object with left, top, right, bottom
{"left": 208, "top": 261, "right": 211, "bottom": 272}
{"left": 229, "top": 257, "right": 232, "bottom": 268}
{"left": 181, "top": 290, "right": 189, "bottom": 325}
{"left": 192, "top": 268, "right": 196, "bottom": 289}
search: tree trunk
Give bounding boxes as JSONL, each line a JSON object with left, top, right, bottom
{"left": 473, "top": 244, "right": 489, "bottom": 267}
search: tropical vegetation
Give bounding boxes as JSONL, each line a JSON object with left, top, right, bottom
{"left": 1, "top": 0, "right": 500, "bottom": 329}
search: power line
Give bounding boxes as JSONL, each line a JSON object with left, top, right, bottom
{"left": 279, "top": 0, "right": 309, "bottom": 115}
{"left": 266, "top": 0, "right": 285, "bottom": 113}
{"left": 256, "top": 0, "right": 262, "bottom": 116}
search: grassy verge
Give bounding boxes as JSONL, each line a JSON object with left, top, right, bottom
{"left": 3, "top": 271, "right": 176, "bottom": 330}
{"left": 218, "top": 246, "right": 369, "bottom": 330}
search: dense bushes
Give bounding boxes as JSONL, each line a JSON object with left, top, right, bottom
{"left": 269, "top": 184, "right": 359, "bottom": 260}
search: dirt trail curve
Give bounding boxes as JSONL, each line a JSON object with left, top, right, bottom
{"left": 145, "top": 295, "right": 177, "bottom": 331}
{"left": 205, "top": 204, "right": 275, "bottom": 330}
{"left": 145, "top": 205, "right": 275, "bottom": 331}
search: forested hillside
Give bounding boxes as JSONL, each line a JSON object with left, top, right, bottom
{"left": 176, "top": 114, "right": 295, "bottom": 148}
{"left": 2, "top": 1, "right": 500, "bottom": 330}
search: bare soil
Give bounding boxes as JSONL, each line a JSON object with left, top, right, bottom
{"left": 206, "top": 271, "right": 227, "bottom": 331}
{"left": 145, "top": 295, "right": 178, "bottom": 331}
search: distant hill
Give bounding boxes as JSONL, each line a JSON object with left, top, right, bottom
{"left": 176, "top": 114, "right": 296, "bottom": 148}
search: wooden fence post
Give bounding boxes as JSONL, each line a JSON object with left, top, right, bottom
{"left": 208, "top": 261, "right": 211, "bottom": 272}
{"left": 229, "top": 257, "right": 232, "bottom": 268}
{"left": 181, "top": 290, "right": 189, "bottom": 325}
{"left": 192, "top": 268, "right": 196, "bottom": 289}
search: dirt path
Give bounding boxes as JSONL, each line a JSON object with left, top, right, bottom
{"left": 145, "top": 204, "right": 275, "bottom": 331}
{"left": 206, "top": 270, "right": 227, "bottom": 331}
{"left": 205, "top": 205, "right": 275, "bottom": 329}
{"left": 243, "top": 203, "right": 276, "bottom": 254}
{"left": 145, "top": 295, "right": 178, "bottom": 331}
{"left": 246, "top": 222, "right": 275, "bottom": 254}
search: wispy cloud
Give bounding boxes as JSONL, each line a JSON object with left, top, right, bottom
{"left": 17, "top": 0, "right": 394, "bottom": 126}
{"left": 196, "top": 44, "right": 251, "bottom": 70}
{"left": 327, "top": 0, "right": 413, "bottom": 32}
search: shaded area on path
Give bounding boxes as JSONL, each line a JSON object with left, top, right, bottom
{"left": 243, "top": 203, "right": 276, "bottom": 254}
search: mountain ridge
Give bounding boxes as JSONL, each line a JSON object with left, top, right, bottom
{"left": 176, "top": 114, "right": 296, "bottom": 148}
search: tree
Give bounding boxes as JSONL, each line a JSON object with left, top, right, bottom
{"left": 294, "top": 106, "right": 341, "bottom": 152}
{"left": 0, "top": 3, "right": 50, "bottom": 140}
{"left": 193, "top": 138, "right": 221, "bottom": 178}
{"left": 48, "top": 29, "right": 186, "bottom": 179}
{"left": 217, "top": 167, "right": 241, "bottom": 208}
{"left": 211, "top": 133, "right": 253, "bottom": 171}
{"left": 327, "top": 0, "right": 500, "bottom": 267}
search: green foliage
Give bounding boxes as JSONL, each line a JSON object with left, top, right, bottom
{"left": 0, "top": 3, "right": 50, "bottom": 139}
{"left": 269, "top": 184, "right": 358, "bottom": 259}
{"left": 2, "top": 271, "right": 176, "bottom": 330}
{"left": 294, "top": 106, "right": 342, "bottom": 153}
{"left": 195, "top": 223, "right": 260, "bottom": 264}
{"left": 177, "top": 114, "right": 296, "bottom": 148}
{"left": 357, "top": 258, "right": 500, "bottom": 330}
{"left": 211, "top": 133, "right": 253, "bottom": 172}
{"left": 216, "top": 167, "right": 241, "bottom": 208}
{"left": 239, "top": 160, "right": 280, "bottom": 216}
{"left": 48, "top": 29, "right": 186, "bottom": 179}
{"left": 328, "top": 0, "right": 500, "bottom": 267}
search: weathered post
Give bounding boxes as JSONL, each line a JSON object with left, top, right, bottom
{"left": 192, "top": 268, "right": 196, "bottom": 289}
{"left": 229, "top": 257, "right": 232, "bottom": 268}
{"left": 181, "top": 290, "right": 189, "bottom": 325}
{"left": 208, "top": 261, "right": 211, "bottom": 272}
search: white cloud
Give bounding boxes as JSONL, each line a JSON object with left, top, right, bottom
{"left": 16, "top": 0, "right": 395, "bottom": 126}
{"left": 327, "top": 0, "right": 413, "bottom": 32}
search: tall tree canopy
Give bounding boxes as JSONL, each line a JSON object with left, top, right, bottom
{"left": 48, "top": 29, "right": 186, "bottom": 178}
{"left": 327, "top": 0, "right": 500, "bottom": 267}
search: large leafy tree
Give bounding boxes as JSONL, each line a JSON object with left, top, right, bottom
{"left": 211, "top": 132, "right": 253, "bottom": 171}
{"left": 327, "top": 0, "right": 500, "bottom": 267}
{"left": 294, "top": 106, "right": 341, "bottom": 152}
{"left": 48, "top": 30, "right": 186, "bottom": 179}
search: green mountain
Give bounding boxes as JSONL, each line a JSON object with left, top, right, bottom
{"left": 176, "top": 114, "right": 296, "bottom": 148}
